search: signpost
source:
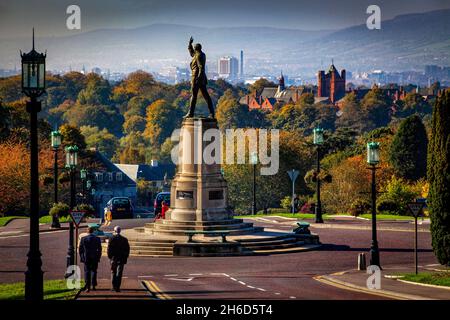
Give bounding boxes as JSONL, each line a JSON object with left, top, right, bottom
{"left": 407, "top": 202, "right": 425, "bottom": 274}
{"left": 70, "top": 211, "right": 85, "bottom": 267}
{"left": 287, "top": 170, "right": 299, "bottom": 214}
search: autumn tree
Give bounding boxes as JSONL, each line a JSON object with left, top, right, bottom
{"left": 143, "top": 99, "right": 183, "bottom": 150}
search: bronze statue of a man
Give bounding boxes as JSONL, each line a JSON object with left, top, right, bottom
{"left": 185, "top": 36, "right": 215, "bottom": 118}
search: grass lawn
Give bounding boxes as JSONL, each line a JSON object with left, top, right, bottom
{"left": 236, "top": 212, "right": 416, "bottom": 221}
{"left": 360, "top": 214, "right": 415, "bottom": 221}
{"left": 401, "top": 272, "right": 450, "bottom": 287}
{"left": 0, "top": 216, "right": 27, "bottom": 227}
{"left": 0, "top": 279, "right": 83, "bottom": 300}
{"left": 235, "top": 213, "right": 336, "bottom": 219}
{"left": 38, "top": 215, "right": 71, "bottom": 224}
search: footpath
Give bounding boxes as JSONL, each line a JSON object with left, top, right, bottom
{"left": 315, "top": 264, "right": 450, "bottom": 300}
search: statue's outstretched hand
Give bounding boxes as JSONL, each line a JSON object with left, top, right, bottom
{"left": 189, "top": 36, "right": 194, "bottom": 44}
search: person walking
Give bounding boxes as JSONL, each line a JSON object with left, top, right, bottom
{"left": 79, "top": 226, "right": 102, "bottom": 292}
{"left": 104, "top": 207, "right": 112, "bottom": 226}
{"left": 107, "top": 226, "right": 130, "bottom": 292}
{"left": 161, "top": 200, "right": 169, "bottom": 219}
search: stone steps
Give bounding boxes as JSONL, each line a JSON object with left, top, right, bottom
{"left": 130, "top": 249, "right": 173, "bottom": 256}
{"left": 129, "top": 238, "right": 175, "bottom": 257}
{"left": 147, "top": 226, "right": 263, "bottom": 236}
{"left": 156, "top": 219, "right": 245, "bottom": 226}
{"left": 151, "top": 222, "right": 254, "bottom": 231}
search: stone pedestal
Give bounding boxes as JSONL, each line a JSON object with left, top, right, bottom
{"left": 151, "top": 117, "right": 259, "bottom": 235}
{"left": 167, "top": 118, "right": 231, "bottom": 222}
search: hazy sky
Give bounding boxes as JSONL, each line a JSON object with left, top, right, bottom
{"left": 1, "top": 0, "right": 449, "bottom": 39}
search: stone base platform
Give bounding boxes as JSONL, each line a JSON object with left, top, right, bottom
{"left": 142, "top": 218, "right": 264, "bottom": 237}
{"left": 122, "top": 226, "right": 321, "bottom": 257}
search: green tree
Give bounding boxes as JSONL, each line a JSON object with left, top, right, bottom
{"left": 361, "top": 87, "right": 391, "bottom": 128}
{"left": 77, "top": 73, "right": 111, "bottom": 106}
{"left": 60, "top": 124, "right": 87, "bottom": 150}
{"left": 123, "top": 115, "right": 146, "bottom": 134}
{"left": 63, "top": 104, "right": 124, "bottom": 137}
{"left": 427, "top": 90, "right": 450, "bottom": 265}
{"left": 80, "top": 126, "right": 119, "bottom": 159}
{"left": 216, "top": 90, "right": 249, "bottom": 129}
{"left": 389, "top": 115, "right": 428, "bottom": 181}
{"left": 336, "top": 92, "right": 372, "bottom": 133}
{"left": 396, "top": 93, "right": 431, "bottom": 118}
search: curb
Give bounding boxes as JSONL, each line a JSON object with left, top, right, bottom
{"left": 313, "top": 275, "right": 433, "bottom": 300}
{"left": 396, "top": 279, "right": 450, "bottom": 291}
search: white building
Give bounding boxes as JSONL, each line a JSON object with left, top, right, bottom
{"left": 218, "top": 56, "right": 239, "bottom": 80}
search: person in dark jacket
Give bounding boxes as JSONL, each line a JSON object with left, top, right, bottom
{"left": 79, "top": 227, "right": 102, "bottom": 292}
{"left": 107, "top": 226, "right": 130, "bottom": 292}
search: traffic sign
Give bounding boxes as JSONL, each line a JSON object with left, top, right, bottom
{"left": 70, "top": 211, "right": 85, "bottom": 227}
{"left": 287, "top": 169, "right": 299, "bottom": 182}
{"left": 407, "top": 202, "right": 425, "bottom": 218}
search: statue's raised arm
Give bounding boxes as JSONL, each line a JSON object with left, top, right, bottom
{"left": 188, "top": 36, "right": 195, "bottom": 57}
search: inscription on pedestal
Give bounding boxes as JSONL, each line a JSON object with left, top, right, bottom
{"left": 177, "top": 190, "right": 194, "bottom": 199}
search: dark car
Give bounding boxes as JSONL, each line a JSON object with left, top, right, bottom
{"left": 154, "top": 192, "right": 170, "bottom": 215}
{"left": 105, "top": 197, "right": 134, "bottom": 220}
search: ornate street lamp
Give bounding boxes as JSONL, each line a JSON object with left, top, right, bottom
{"left": 250, "top": 152, "right": 258, "bottom": 215}
{"left": 65, "top": 145, "right": 78, "bottom": 272}
{"left": 80, "top": 169, "right": 87, "bottom": 201}
{"left": 51, "top": 130, "right": 62, "bottom": 228}
{"left": 367, "top": 141, "right": 381, "bottom": 268}
{"left": 313, "top": 127, "right": 324, "bottom": 223}
{"left": 21, "top": 28, "right": 46, "bottom": 301}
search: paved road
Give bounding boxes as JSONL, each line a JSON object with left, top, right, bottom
{"left": 0, "top": 217, "right": 437, "bottom": 299}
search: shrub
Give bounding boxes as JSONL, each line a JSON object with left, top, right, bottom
{"left": 299, "top": 202, "right": 315, "bottom": 214}
{"left": 349, "top": 199, "right": 370, "bottom": 216}
{"left": 377, "top": 200, "right": 400, "bottom": 213}
{"left": 74, "top": 204, "right": 95, "bottom": 218}
{"left": 280, "top": 196, "right": 292, "bottom": 210}
{"left": 40, "top": 174, "right": 54, "bottom": 186}
{"left": 377, "top": 176, "right": 419, "bottom": 215}
{"left": 49, "top": 202, "right": 70, "bottom": 218}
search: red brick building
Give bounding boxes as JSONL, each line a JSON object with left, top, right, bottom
{"left": 318, "top": 63, "right": 346, "bottom": 103}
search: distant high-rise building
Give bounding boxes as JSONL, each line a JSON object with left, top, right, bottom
{"left": 317, "top": 63, "right": 346, "bottom": 104}
{"left": 218, "top": 56, "right": 239, "bottom": 80}
{"left": 240, "top": 50, "right": 244, "bottom": 78}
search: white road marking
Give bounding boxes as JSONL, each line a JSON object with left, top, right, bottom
{"left": 247, "top": 285, "right": 255, "bottom": 289}
{"left": 189, "top": 273, "right": 202, "bottom": 276}
{"left": 257, "top": 288, "right": 266, "bottom": 292}
{"left": 168, "top": 277, "right": 194, "bottom": 282}
{"left": 165, "top": 274, "right": 178, "bottom": 277}
{"left": 274, "top": 292, "right": 281, "bottom": 295}
{"left": 137, "top": 275, "right": 153, "bottom": 278}
{"left": 290, "top": 296, "right": 296, "bottom": 299}
{"left": 238, "top": 281, "right": 246, "bottom": 285}
{"left": 230, "top": 277, "right": 237, "bottom": 281}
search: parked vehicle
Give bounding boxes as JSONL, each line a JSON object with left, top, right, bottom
{"left": 104, "top": 197, "right": 134, "bottom": 220}
{"left": 154, "top": 192, "right": 170, "bottom": 216}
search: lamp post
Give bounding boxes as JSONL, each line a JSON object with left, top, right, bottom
{"left": 51, "top": 130, "right": 62, "bottom": 228}
{"left": 65, "top": 145, "right": 78, "bottom": 272}
{"left": 80, "top": 169, "right": 87, "bottom": 202}
{"left": 21, "top": 29, "right": 46, "bottom": 301}
{"left": 313, "top": 127, "right": 324, "bottom": 223}
{"left": 250, "top": 152, "right": 258, "bottom": 215}
{"left": 367, "top": 141, "right": 381, "bottom": 268}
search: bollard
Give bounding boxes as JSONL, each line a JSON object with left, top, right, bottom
{"left": 358, "top": 253, "right": 366, "bottom": 270}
